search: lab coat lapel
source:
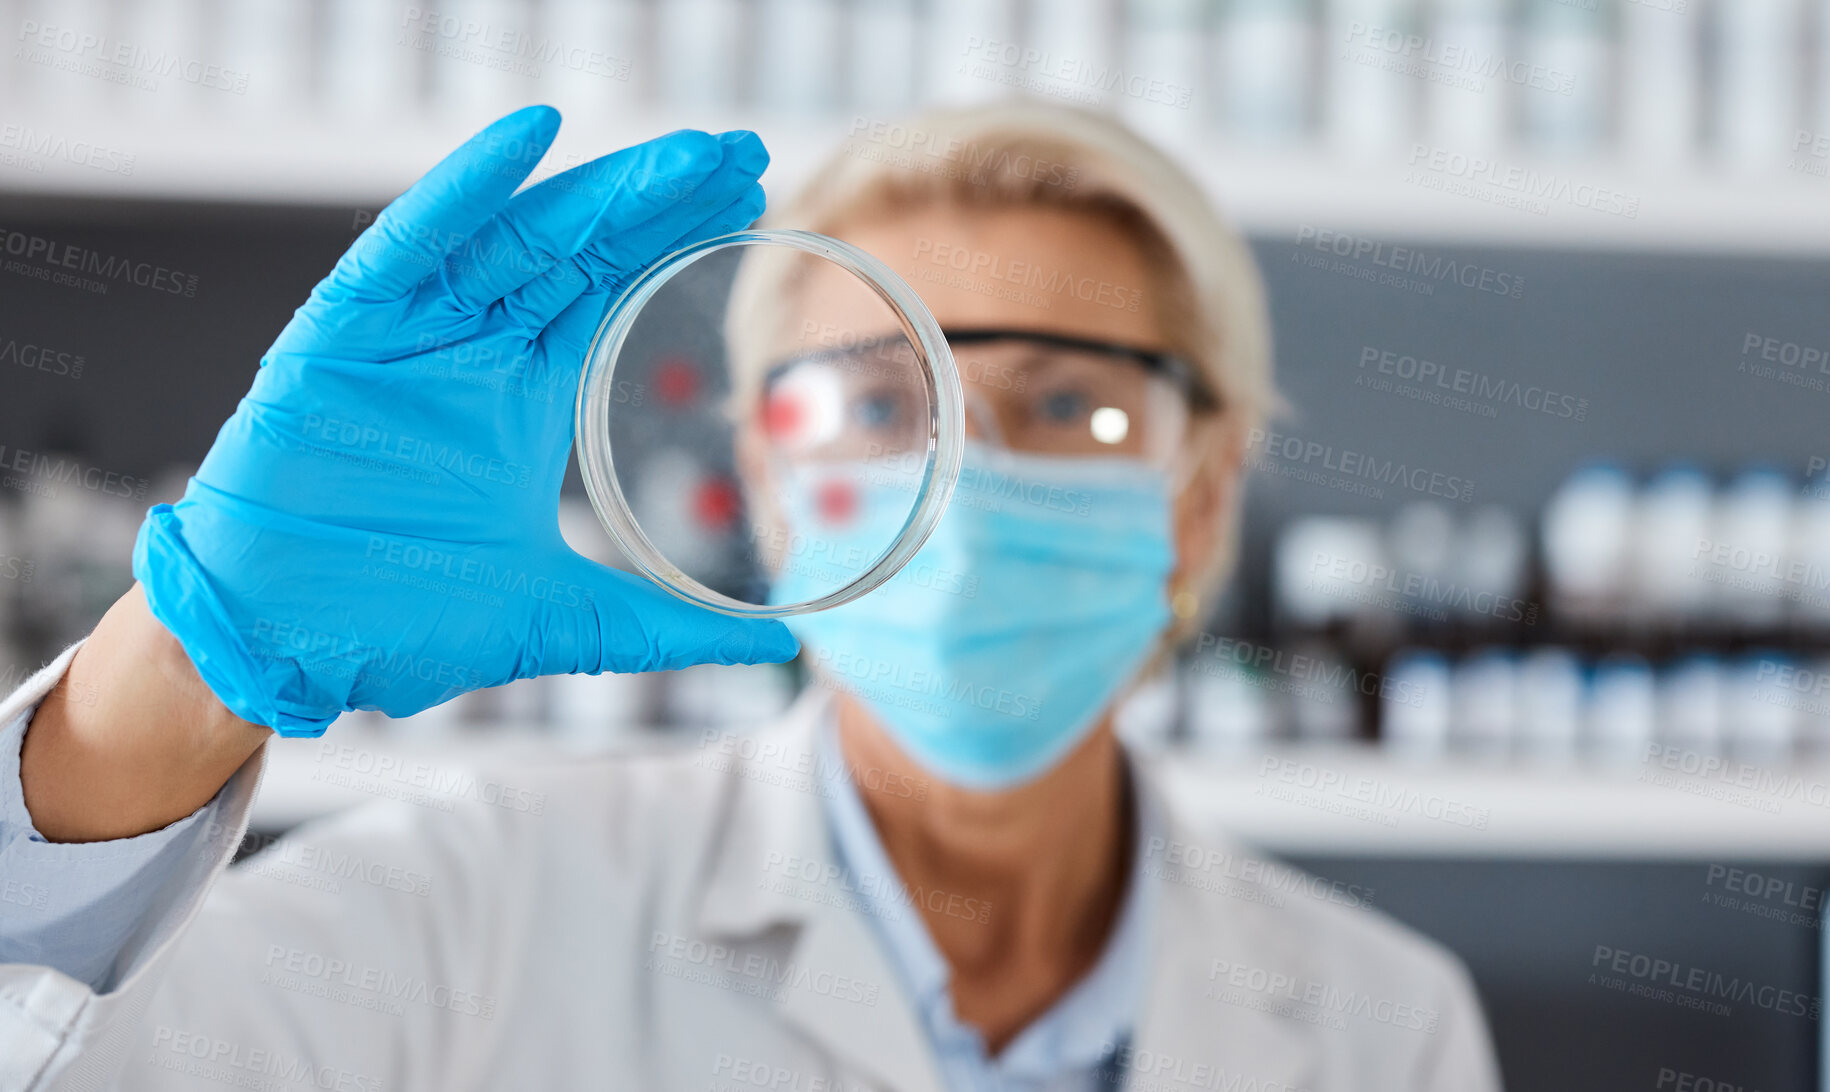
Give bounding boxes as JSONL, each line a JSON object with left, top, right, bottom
{"left": 695, "top": 690, "right": 948, "bottom": 1092}
{"left": 769, "top": 880, "right": 949, "bottom": 1092}
{"left": 1129, "top": 775, "right": 1320, "bottom": 1091}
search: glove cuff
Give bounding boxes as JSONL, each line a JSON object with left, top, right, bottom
{"left": 133, "top": 505, "right": 338, "bottom": 738}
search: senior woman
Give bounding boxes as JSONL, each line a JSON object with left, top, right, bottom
{"left": 1, "top": 101, "right": 1499, "bottom": 1090}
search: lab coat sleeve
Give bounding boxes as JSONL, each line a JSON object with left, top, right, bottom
{"left": 0, "top": 648, "right": 229, "bottom": 994}
{"left": 0, "top": 642, "right": 273, "bottom": 1091}
{"left": 0, "top": 646, "right": 530, "bottom": 1092}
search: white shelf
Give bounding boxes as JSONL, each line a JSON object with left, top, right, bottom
{"left": 249, "top": 725, "right": 1830, "bottom": 859}
{"left": 1155, "top": 745, "right": 1830, "bottom": 860}
{"left": 6, "top": 106, "right": 1830, "bottom": 257}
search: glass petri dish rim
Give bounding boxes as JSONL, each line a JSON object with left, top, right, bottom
{"left": 574, "top": 228, "right": 965, "bottom": 619}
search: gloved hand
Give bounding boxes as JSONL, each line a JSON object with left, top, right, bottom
{"left": 133, "top": 106, "right": 797, "bottom": 736}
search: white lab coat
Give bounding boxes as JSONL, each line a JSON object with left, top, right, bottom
{"left": 0, "top": 646, "right": 1502, "bottom": 1091}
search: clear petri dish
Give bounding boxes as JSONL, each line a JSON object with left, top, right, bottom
{"left": 575, "top": 229, "right": 964, "bottom": 617}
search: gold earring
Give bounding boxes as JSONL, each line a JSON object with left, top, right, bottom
{"left": 1171, "top": 586, "right": 1201, "bottom": 620}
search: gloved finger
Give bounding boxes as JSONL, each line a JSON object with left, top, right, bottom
{"left": 533, "top": 277, "right": 612, "bottom": 380}
{"left": 443, "top": 129, "right": 751, "bottom": 315}
{"left": 328, "top": 105, "right": 561, "bottom": 303}
{"left": 537, "top": 182, "right": 767, "bottom": 365}
{"left": 533, "top": 552, "right": 799, "bottom": 675}
{"left": 572, "top": 131, "right": 769, "bottom": 293}
{"left": 491, "top": 252, "right": 593, "bottom": 341}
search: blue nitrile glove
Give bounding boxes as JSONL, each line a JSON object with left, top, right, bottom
{"left": 132, "top": 106, "right": 798, "bottom": 736}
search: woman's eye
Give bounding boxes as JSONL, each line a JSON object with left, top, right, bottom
{"left": 855, "top": 392, "right": 900, "bottom": 428}
{"left": 1038, "top": 389, "right": 1090, "bottom": 423}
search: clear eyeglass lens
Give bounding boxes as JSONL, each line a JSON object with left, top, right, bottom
{"left": 764, "top": 338, "right": 1185, "bottom": 463}
{"left": 759, "top": 336, "right": 930, "bottom": 464}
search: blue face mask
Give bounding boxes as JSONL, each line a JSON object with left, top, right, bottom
{"left": 771, "top": 442, "right": 1174, "bottom": 790}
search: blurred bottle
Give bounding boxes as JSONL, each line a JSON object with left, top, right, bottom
{"left": 542, "top": 0, "right": 642, "bottom": 123}
{"left": 1630, "top": 463, "right": 1713, "bottom": 625}
{"left": 1818, "top": 0, "right": 1830, "bottom": 158}
{"left": 1386, "top": 501, "right": 1456, "bottom": 610}
{"left": 1424, "top": 0, "right": 1508, "bottom": 153}
{"left": 1714, "top": 0, "right": 1806, "bottom": 172}
{"left": 426, "top": 0, "right": 538, "bottom": 119}
{"left": 1185, "top": 655, "right": 1274, "bottom": 755}
{"left": 1274, "top": 515, "right": 1386, "bottom": 628}
{"left": 323, "top": 0, "right": 421, "bottom": 120}
{"left": 660, "top": 0, "right": 743, "bottom": 109}
{"left": 1029, "top": 0, "right": 1112, "bottom": 104}
{"left": 1286, "top": 640, "right": 1362, "bottom": 743}
{"left": 1515, "top": 647, "right": 1583, "bottom": 763}
{"left": 1795, "top": 656, "right": 1830, "bottom": 760}
{"left": 1382, "top": 648, "right": 1452, "bottom": 759}
{"left": 923, "top": 0, "right": 1018, "bottom": 104}
{"left": 121, "top": 0, "right": 219, "bottom": 120}
{"left": 1518, "top": 0, "right": 1610, "bottom": 156}
{"left": 27, "top": 0, "right": 121, "bottom": 115}
{"left": 1542, "top": 462, "right": 1635, "bottom": 625}
{"left": 1586, "top": 653, "right": 1656, "bottom": 766}
{"left": 1619, "top": 0, "right": 1700, "bottom": 165}
{"left": 851, "top": 0, "right": 920, "bottom": 114}
{"left": 1122, "top": 0, "right": 1207, "bottom": 145}
{"left": 1711, "top": 466, "right": 1795, "bottom": 627}
{"left": 758, "top": 0, "right": 843, "bottom": 114}
{"left": 1788, "top": 480, "right": 1830, "bottom": 629}
{"left": 1456, "top": 505, "right": 1529, "bottom": 625}
{"left": 1655, "top": 653, "right": 1724, "bottom": 756}
{"left": 1727, "top": 651, "right": 1798, "bottom": 762}
{"left": 1450, "top": 647, "right": 1515, "bottom": 759}
{"left": 1223, "top": 0, "right": 1316, "bottom": 146}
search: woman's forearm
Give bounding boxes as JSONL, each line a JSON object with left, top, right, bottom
{"left": 19, "top": 584, "right": 271, "bottom": 843}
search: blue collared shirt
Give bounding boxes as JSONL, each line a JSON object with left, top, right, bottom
{"left": 815, "top": 719, "right": 1157, "bottom": 1091}
{"left": 0, "top": 705, "right": 224, "bottom": 991}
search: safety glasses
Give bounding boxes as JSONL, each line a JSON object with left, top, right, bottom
{"left": 760, "top": 326, "right": 1220, "bottom": 470}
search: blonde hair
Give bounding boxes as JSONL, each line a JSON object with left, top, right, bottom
{"left": 734, "top": 99, "right": 1280, "bottom": 632}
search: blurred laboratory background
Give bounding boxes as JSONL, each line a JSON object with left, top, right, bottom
{"left": 6, "top": 0, "right": 1830, "bottom": 1088}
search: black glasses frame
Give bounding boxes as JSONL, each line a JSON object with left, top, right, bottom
{"left": 762, "top": 326, "right": 1223, "bottom": 415}
{"left": 941, "top": 327, "right": 1222, "bottom": 414}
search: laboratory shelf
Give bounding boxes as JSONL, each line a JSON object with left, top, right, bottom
{"left": 247, "top": 723, "right": 1830, "bottom": 860}
{"left": 1153, "top": 745, "right": 1830, "bottom": 860}
{"left": 6, "top": 106, "right": 1830, "bottom": 258}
